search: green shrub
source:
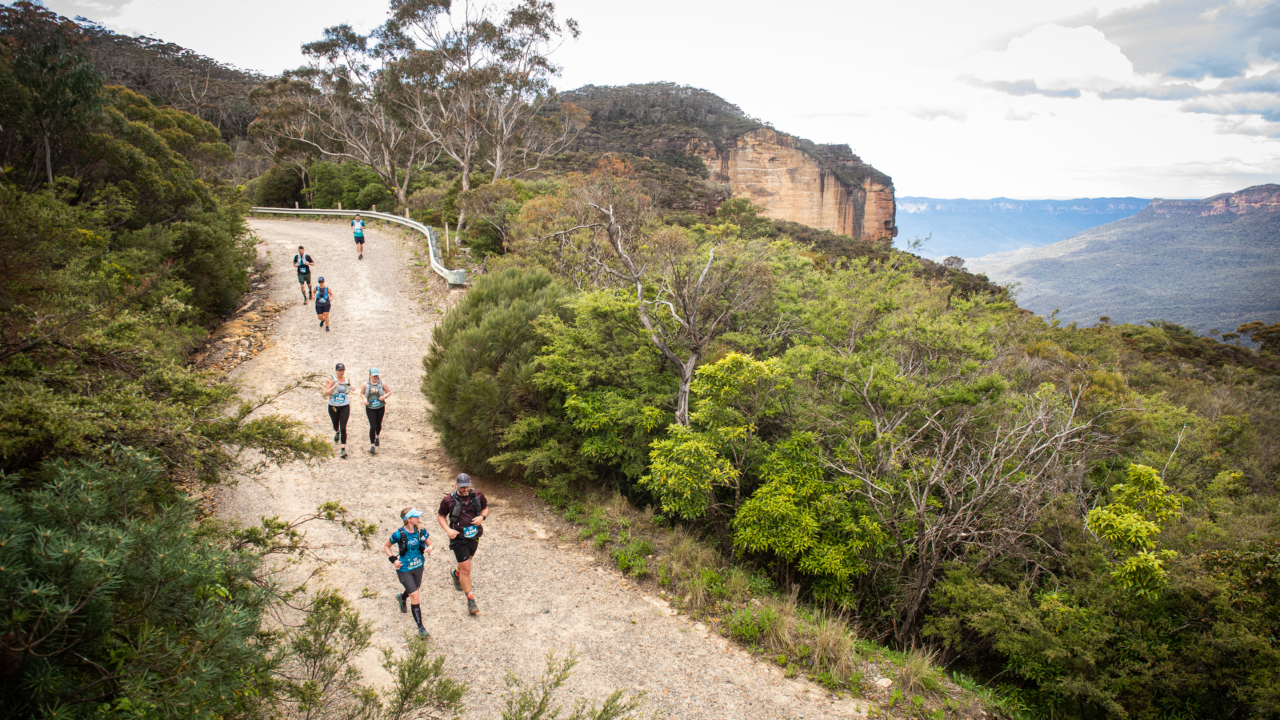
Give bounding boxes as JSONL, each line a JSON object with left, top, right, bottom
{"left": 0, "top": 450, "right": 275, "bottom": 717}
{"left": 727, "top": 606, "right": 778, "bottom": 644}
{"left": 610, "top": 538, "right": 654, "bottom": 577}
{"left": 422, "top": 267, "right": 571, "bottom": 473}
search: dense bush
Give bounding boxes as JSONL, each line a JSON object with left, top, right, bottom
{"left": 421, "top": 267, "right": 572, "bottom": 474}
{"left": 424, "top": 164, "right": 1280, "bottom": 718}
{"left": 0, "top": 450, "right": 277, "bottom": 718}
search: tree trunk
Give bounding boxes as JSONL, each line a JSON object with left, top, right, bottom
{"left": 456, "top": 163, "right": 471, "bottom": 230}
{"left": 674, "top": 352, "right": 699, "bottom": 427}
{"left": 44, "top": 134, "right": 53, "bottom": 187}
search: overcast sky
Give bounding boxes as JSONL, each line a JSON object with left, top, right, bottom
{"left": 36, "top": 0, "right": 1280, "bottom": 199}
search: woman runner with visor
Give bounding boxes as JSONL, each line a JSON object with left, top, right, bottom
{"left": 384, "top": 507, "right": 434, "bottom": 638}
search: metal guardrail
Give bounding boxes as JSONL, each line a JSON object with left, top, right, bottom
{"left": 250, "top": 207, "right": 466, "bottom": 286}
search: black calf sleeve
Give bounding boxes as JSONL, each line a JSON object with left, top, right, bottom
{"left": 411, "top": 604, "right": 422, "bottom": 628}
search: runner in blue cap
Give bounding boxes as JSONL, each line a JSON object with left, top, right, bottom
{"left": 360, "top": 367, "right": 391, "bottom": 455}
{"left": 385, "top": 506, "right": 434, "bottom": 637}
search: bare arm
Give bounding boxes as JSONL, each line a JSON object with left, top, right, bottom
{"left": 359, "top": 381, "right": 369, "bottom": 406}
{"left": 438, "top": 512, "right": 457, "bottom": 539}
{"left": 384, "top": 537, "right": 401, "bottom": 570}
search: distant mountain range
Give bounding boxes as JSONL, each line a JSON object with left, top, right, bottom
{"left": 895, "top": 197, "right": 1151, "bottom": 260}
{"left": 969, "top": 185, "right": 1280, "bottom": 333}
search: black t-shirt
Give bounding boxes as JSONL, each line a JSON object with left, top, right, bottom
{"left": 438, "top": 491, "right": 487, "bottom": 540}
{"left": 294, "top": 253, "right": 313, "bottom": 272}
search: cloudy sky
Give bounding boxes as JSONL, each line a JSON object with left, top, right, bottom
{"left": 37, "top": 0, "right": 1280, "bottom": 199}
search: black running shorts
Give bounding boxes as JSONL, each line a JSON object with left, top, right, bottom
{"left": 315, "top": 302, "right": 330, "bottom": 316}
{"left": 397, "top": 566, "right": 424, "bottom": 594}
{"left": 450, "top": 537, "right": 479, "bottom": 563}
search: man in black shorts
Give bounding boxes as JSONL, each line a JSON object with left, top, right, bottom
{"left": 293, "top": 245, "right": 314, "bottom": 302}
{"left": 437, "top": 473, "right": 488, "bottom": 615}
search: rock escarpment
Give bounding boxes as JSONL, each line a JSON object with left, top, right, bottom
{"left": 1148, "top": 184, "right": 1280, "bottom": 217}
{"left": 688, "top": 129, "right": 897, "bottom": 241}
{"left": 555, "top": 84, "right": 897, "bottom": 241}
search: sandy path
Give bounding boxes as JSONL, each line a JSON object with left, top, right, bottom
{"left": 217, "top": 218, "right": 866, "bottom": 720}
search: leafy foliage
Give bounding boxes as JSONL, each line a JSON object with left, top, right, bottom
{"left": 422, "top": 267, "right": 572, "bottom": 474}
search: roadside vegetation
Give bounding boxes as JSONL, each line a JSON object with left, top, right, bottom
{"left": 422, "top": 162, "right": 1280, "bottom": 719}
{"left": 1, "top": 4, "right": 642, "bottom": 719}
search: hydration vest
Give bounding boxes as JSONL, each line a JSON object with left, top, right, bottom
{"left": 395, "top": 527, "right": 428, "bottom": 558}
{"left": 448, "top": 491, "right": 483, "bottom": 530}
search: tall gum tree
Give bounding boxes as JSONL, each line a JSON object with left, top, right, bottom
{"left": 539, "top": 165, "right": 771, "bottom": 426}
{"left": 250, "top": 24, "right": 427, "bottom": 206}
{"left": 380, "top": 0, "right": 582, "bottom": 224}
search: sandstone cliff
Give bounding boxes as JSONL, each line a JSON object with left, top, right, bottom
{"left": 555, "top": 84, "right": 898, "bottom": 241}
{"left": 1148, "top": 184, "right": 1280, "bottom": 217}
{"left": 685, "top": 129, "right": 897, "bottom": 241}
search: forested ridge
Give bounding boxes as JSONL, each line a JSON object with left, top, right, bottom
{"left": 5, "top": 1, "right": 1280, "bottom": 719}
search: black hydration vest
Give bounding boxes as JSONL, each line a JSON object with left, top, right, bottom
{"left": 396, "top": 528, "right": 427, "bottom": 558}
{"left": 448, "top": 491, "right": 483, "bottom": 530}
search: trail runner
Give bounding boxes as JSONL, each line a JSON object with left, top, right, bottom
{"left": 385, "top": 507, "right": 434, "bottom": 638}
{"left": 352, "top": 213, "right": 366, "bottom": 260}
{"left": 360, "top": 367, "right": 390, "bottom": 455}
{"left": 293, "top": 245, "right": 314, "bottom": 302}
{"left": 324, "top": 362, "right": 351, "bottom": 459}
{"left": 438, "top": 473, "right": 488, "bottom": 616}
{"left": 314, "top": 277, "right": 332, "bottom": 331}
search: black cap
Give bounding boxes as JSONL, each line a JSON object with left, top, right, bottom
{"left": 335, "top": 362, "right": 345, "bottom": 370}
{"left": 456, "top": 473, "right": 472, "bottom": 487}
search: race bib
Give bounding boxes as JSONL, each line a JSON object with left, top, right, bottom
{"left": 462, "top": 525, "right": 479, "bottom": 539}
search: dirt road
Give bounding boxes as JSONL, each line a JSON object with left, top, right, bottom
{"left": 217, "top": 218, "right": 867, "bottom": 720}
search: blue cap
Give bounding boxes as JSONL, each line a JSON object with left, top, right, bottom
{"left": 369, "top": 367, "right": 380, "bottom": 376}
{"left": 405, "top": 508, "right": 422, "bottom": 518}
{"left": 456, "top": 473, "right": 472, "bottom": 487}
{"left": 318, "top": 276, "right": 325, "bottom": 282}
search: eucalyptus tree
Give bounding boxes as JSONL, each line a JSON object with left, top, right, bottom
{"left": 540, "top": 166, "right": 772, "bottom": 426}
{"left": 380, "top": 0, "right": 582, "bottom": 223}
{"left": 250, "top": 24, "right": 429, "bottom": 206}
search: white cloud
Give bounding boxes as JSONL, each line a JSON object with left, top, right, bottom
{"left": 967, "top": 24, "right": 1142, "bottom": 92}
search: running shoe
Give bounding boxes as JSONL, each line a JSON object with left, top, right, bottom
{"left": 370, "top": 445, "right": 377, "bottom": 455}
{"left": 334, "top": 432, "right": 340, "bottom": 442}
{"left": 451, "top": 568, "right": 462, "bottom": 592}
{"left": 375, "top": 437, "right": 380, "bottom": 447}
{"left": 467, "top": 597, "right": 479, "bottom": 615}
{"left": 340, "top": 448, "right": 347, "bottom": 459}
{"left": 396, "top": 592, "right": 407, "bottom": 614}
{"left": 359, "top": 254, "right": 363, "bottom": 260}
{"left": 325, "top": 326, "right": 330, "bottom": 332}
{"left": 417, "top": 627, "right": 429, "bottom": 638}
{"left": 319, "top": 320, "right": 324, "bottom": 327}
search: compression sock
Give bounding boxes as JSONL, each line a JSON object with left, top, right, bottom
{"left": 411, "top": 603, "right": 423, "bottom": 628}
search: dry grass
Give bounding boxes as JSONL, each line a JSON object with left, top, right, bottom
{"left": 723, "top": 566, "right": 753, "bottom": 602}
{"left": 897, "top": 646, "right": 943, "bottom": 695}
{"left": 810, "top": 609, "right": 858, "bottom": 678}
{"left": 762, "top": 596, "right": 798, "bottom": 653}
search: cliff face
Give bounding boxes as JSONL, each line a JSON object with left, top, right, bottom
{"left": 684, "top": 129, "right": 897, "bottom": 240}
{"left": 1149, "top": 184, "right": 1280, "bottom": 217}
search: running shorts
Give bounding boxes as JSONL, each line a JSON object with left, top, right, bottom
{"left": 397, "top": 566, "right": 424, "bottom": 594}
{"left": 315, "top": 302, "right": 330, "bottom": 316}
{"left": 450, "top": 537, "right": 479, "bottom": 564}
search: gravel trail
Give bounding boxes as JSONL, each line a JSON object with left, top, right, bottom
{"left": 216, "top": 218, "right": 867, "bottom": 720}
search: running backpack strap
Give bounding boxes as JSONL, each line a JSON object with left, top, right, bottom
{"left": 395, "top": 529, "right": 407, "bottom": 558}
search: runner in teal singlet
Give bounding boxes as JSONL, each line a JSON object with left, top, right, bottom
{"left": 351, "top": 214, "right": 366, "bottom": 260}
{"left": 384, "top": 507, "right": 434, "bottom": 638}
{"left": 324, "top": 363, "right": 351, "bottom": 459}
{"left": 314, "top": 277, "right": 332, "bottom": 331}
{"left": 359, "top": 368, "right": 391, "bottom": 455}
